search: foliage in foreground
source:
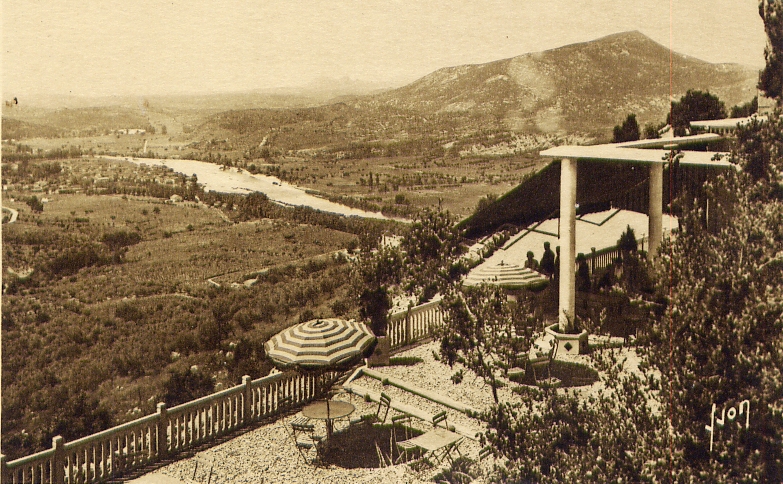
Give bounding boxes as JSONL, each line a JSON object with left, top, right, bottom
{"left": 483, "top": 351, "right": 667, "bottom": 483}
{"left": 439, "top": 285, "right": 537, "bottom": 403}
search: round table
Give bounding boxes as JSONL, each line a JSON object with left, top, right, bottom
{"left": 302, "top": 400, "right": 355, "bottom": 438}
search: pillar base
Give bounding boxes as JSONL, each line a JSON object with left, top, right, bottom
{"left": 545, "top": 323, "right": 588, "bottom": 356}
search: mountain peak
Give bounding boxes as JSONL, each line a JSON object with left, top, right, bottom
{"left": 360, "top": 32, "right": 758, "bottom": 135}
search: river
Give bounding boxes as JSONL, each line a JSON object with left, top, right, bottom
{"left": 104, "top": 156, "right": 391, "bottom": 220}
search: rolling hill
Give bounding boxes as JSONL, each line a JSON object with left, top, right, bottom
{"left": 2, "top": 31, "right": 759, "bottom": 148}
{"left": 354, "top": 31, "right": 758, "bottom": 135}
{"left": 196, "top": 31, "right": 759, "bottom": 154}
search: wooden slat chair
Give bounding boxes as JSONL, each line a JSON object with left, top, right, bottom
{"left": 351, "top": 392, "right": 391, "bottom": 426}
{"left": 291, "top": 419, "right": 325, "bottom": 466}
{"left": 478, "top": 446, "right": 493, "bottom": 461}
{"left": 432, "top": 410, "right": 450, "bottom": 429}
{"left": 392, "top": 414, "right": 416, "bottom": 463}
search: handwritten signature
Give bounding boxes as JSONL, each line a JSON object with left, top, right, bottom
{"left": 705, "top": 400, "right": 750, "bottom": 452}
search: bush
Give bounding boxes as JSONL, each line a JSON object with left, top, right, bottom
{"left": 26, "top": 196, "right": 44, "bottom": 213}
{"left": 163, "top": 369, "right": 215, "bottom": 407}
{"left": 115, "top": 303, "right": 144, "bottom": 322}
{"left": 46, "top": 246, "right": 107, "bottom": 277}
{"left": 617, "top": 225, "right": 637, "bottom": 252}
{"left": 101, "top": 230, "right": 141, "bottom": 250}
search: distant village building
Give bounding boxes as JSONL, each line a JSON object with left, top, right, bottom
{"left": 116, "top": 129, "right": 146, "bottom": 135}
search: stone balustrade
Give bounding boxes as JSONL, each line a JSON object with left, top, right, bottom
{"left": 387, "top": 297, "right": 444, "bottom": 351}
{"left": 3, "top": 370, "right": 339, "bottom": 484}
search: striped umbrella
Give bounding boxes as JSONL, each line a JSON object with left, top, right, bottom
{"left": 463, "top": 260, "right": 549, "bottom": 290}
{"left": 264, "top": 318, "right": 376, "bottom": 371}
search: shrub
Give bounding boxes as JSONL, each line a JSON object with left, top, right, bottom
{"left": 163, "top": 369, "right": 215, "bottom": 407}
{"left": 100, "top": 230, "right": 141, "bottom": 250}
{"left": 114, "top": 303, "right": 144, "bottom": 322}
{"left": 388, "top": 356, "right": 424, "bottom": 366}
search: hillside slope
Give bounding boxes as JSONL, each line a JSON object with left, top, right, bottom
{"left": 357, "top": 31, "right": 758, "bottom": 134}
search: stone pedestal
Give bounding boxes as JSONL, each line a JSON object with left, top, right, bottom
{"left": 367, "top": 336, "right": 390, "bottom": 366}
{"left": 545, "top": 323, "right": 588, "bottom": 356}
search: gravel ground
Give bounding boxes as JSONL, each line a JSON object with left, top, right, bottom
{"left": 137, "top": 340, "right": 638, "bottom": 483}
{"left": 148, "top": 409, "right": 433, "bottom": 484}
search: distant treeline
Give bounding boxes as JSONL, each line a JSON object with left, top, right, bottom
{"left": 226, "top": 191, "right": 399, "bottom": 239}
{"left": 1, "top": 146, "right": 83, "bottom": 162}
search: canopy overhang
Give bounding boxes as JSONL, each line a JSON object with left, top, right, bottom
{"left": 537, "top": 135, "right": 734, "bottom": 331}
{"left": 540, "top": 144, "right": 733, "bottom": 168}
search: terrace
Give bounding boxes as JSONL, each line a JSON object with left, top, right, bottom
{"left": 2, "top": 136, "right": 739, "bottom": 484}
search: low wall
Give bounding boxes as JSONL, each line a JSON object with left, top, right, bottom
{"left": 3, "top": 371, "right": 339, "bottom": 484}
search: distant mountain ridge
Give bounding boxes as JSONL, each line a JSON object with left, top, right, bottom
{"left": 2, "top": 31, "right": 759, "bottom": 143}
{"left": 353, "top": 31, "right": 758, "bottom": 134}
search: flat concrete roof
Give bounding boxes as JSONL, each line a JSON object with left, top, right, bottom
{"left": 540, "top": 139, "right": 734, "bottom": 168}
{"left": 614, "top": 133, "right": 722, "bottom": 149}
{"left": 690, "top": 115, "right": 767, "bottom": 130}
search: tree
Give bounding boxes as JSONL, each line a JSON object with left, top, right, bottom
{"left": 400, "top": 209, "right": 466, "bottom": 293}
{"left": 352, "top": 245, "right": 403, "bottom": 336}
{"left": 612, "top": 114, "right": 640, "bottom": 143}
{"left": 644, "top": 164, "right": 783, "bottom": 480}
{"left": 758, "top": 0, "right": 783, "bottom": 102}
{"left": 439, "top": 285, "right": 536, "bottom": 403}
{"left": 643, "top": 122, "right": 662, "bottom": 140}
{"left": 667, "top": 90, "right": 727, "bottom": 136}
{"left": 101, "top": 230, "right": 142, "bottom": 263}
{"left": 25, "top": 195, "right": 43, "bottom": 213}
{"left": 163, "top": 369, "right": 215, "bottom": 406}
{"left": 617, "top": 225, "right": 637, "bottom": 253}
{"left": 730, "top": 96, "right": 758, "bottom": 118}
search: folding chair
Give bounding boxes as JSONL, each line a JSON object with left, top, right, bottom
{"left": 351, "top": 392, "right": 391, "bottom": 426}
{"left": 432, "top": 410, "right": 450, "bottom": 429}
{"left": 291, "top": 420, "right": 324, "bottom": 466}
{"left": 395, "top": 439, "right": 419, "bottom": 464}
{"left": 392, "top": 414, "right": 415, "bottom": 463}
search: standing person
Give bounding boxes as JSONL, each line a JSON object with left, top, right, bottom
{"left": 540, "top": 241, "right": 556, "bottom": 278}
{"left": 553, "top": 246, "right": 560, "bottom": 282}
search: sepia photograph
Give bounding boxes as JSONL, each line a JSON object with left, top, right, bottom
{"left": 2, "top": 1, "right": 782, "bottom": 482}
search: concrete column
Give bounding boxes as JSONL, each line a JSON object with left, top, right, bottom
{"left": 1, "top": 454, "right": 9, "bottom": 484}
{"left": 156, "top": 402, "right": 169, "bottom": 459}
{"left": 52, "top": 436, "right": 65, "bottom": 483}
{"left": 242, "top": 375, "right": 252, "bottom": 425}
{"left": 558, "top": 158, "right": 577, "bottom": 332}
{"left": 649, "top": 163, "right": 664, "bottom": 258}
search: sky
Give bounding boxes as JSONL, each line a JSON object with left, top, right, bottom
{"left": 1, "top": 0, "right": 769, "bottom": 100}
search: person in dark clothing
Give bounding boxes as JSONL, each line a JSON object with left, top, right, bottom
{"left": 525, "top": 251, "right": 539, "bottom": 271}
{"left": 576, "top": 253, "right": 591, "bottom": 292}
{"left": 540, "top": 241, "right": 556, "bottom": 277}
{"left": 553, "top": 246, "right": 560, "bottom": 282}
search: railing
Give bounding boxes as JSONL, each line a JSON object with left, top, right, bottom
{"left": 580, "top": 236, "right": 648, "bottom": 275}
{"left": 387, "top": 297, "right": 444, "bottom": 351}
{"left": 3, "top": 371, "right": 339, "bottom": 484}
